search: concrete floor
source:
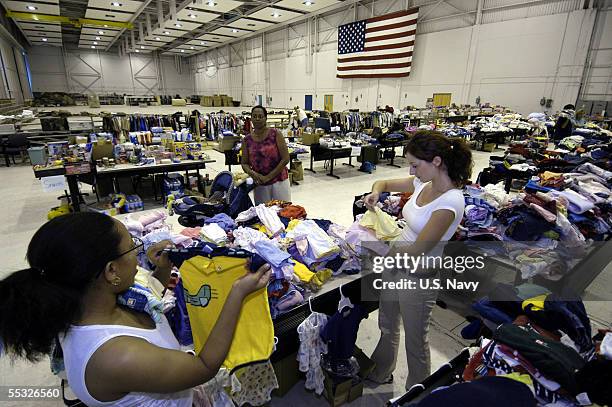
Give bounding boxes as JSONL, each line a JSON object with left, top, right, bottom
{"left": 0, "top": 128, "right": 610, "bottom": 406}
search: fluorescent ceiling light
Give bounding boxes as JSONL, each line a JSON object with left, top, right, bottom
{"left": 189, "top": 14, "right": 197, "bottom": 18}
{"left": 95, "top": 36, "right": 101, "bottom": 40}
{"left": 91, "top": 45, "right": 96, "bottom": 48}
{"left": 111, "top": 2, "right": 121, "bottom": 6}
{"left": 231, "top": 29, "right": 238, "bottom": 33}
{"left": 190, "top": 46, "right": 194, "bottom": 49}
{"left": 175, "top": 23, "right": 182, "bottom": 28}
{"left": 26, "top": 5, "right": 37, "bottom": 10}
{"left": 98, "top": 30, "right": 104, "bottom": 34}
{"left": 207, "top": 1, "right": 217, "bottom": 6}
{"left": 180, "top": 49, "right": 185, "bottom": 52}
{"left": 104, "top": 24, "right": 108, "bottom": 27}
{"left": 303, "top": 1, "right": 314, "bottom": 5}
{"left": 135, "top": 49, "right": 139, "bottom": 52}
{"left": 272, "top": 12, "right": 281, "bottom": 18}
{"left": 93, "top": 41, "right": 98, "bottom": 45}
{"left": 155, "top": 37, "right": 161, "bottom": 40}
{"left": 42, "top": 38, "right": 48, "bottom": 42}
{"left": 140, "top": 45, "right": 144, "bottom": 49}
{"left": 200, "top": 41, "right": 205, "bottom": 45}
{"left": 163, "top": 31, "right": 170, "bottom": 34}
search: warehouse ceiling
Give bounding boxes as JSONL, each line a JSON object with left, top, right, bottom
{"left": 0, "top": 0, "right": 343, "bottom": 56}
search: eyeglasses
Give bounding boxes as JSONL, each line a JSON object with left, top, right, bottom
{"left": 114, "top": 236, "right": 145, "bottom": 259}
{"left": 95, "top": 237, "right": 144, "bottom": 278}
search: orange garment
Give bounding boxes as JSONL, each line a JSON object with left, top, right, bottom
{"left": 279, "top": 205, "right": 307, "bottom": 220}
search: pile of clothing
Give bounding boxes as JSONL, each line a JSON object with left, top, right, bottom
{"left": 456, "top": 283, "right": 612, "bottom": 407}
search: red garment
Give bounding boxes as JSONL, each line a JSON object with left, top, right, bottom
{"left": 396, "top": 192, "right": 413, "bottom": 219}
{"left": 244, "top": 129, "right": 288, "bottom": 186}
{"left": 279, "top": 205, "right": 307, "bottom": 220}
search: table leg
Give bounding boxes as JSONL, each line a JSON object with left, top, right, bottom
{"left": 327, "top": 155, "right": 340, "bottom": 179}
{"left": 306, "top": 150, "right": 316, "bottom": 173}
{"left": 113, "top": 177, "right": 120, "bottom": 193}
{"left": 388, "top": 147, "right": 401, "bottom": 168}
{"left": 67, "top": 175, "right": 81, "bottom": 212}
{"left": 343, "top": 156, "right": 355, "bottom": 167}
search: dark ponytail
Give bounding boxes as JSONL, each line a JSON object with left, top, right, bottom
{"left": 0, "top": 212, "right": 123, "bottom": 362}
{"left": 406, "top": 130, "right": 473, "bottom": 187}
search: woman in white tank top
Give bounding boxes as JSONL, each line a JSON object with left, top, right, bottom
{"left": 362, "top": 131, "right": 473, "bottom": 391}
{"left": 0, "top": 212, "right": 271, "bottom": 406}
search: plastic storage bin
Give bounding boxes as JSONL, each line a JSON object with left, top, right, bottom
{"left": 28, "top": 146, "right": 48, "bottom": 165}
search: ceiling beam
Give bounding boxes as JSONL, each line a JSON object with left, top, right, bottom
{"left": 5, "top": 10, "right": 134, "bottom": 28}
{"left": 104, "top": 0, "right": 156, "bottom": 50}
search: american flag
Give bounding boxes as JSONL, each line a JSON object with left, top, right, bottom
{"left": 337, "top": 8, "right": 419, "bottom": 79}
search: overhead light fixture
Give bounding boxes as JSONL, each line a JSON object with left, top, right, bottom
{"left": 200, "top": 41, "right": 205, "bottom": 45}
{"left": 135, "top": 49, "right": 139, "bottom": 52}
{"left": 189, "top": 13, "right": 197, "bottom": 18}
{"left": 42, "top": 38, "right": 48, "bottom": 42}
{"left": 303, "top": 0, "right": 314, "bottom": 5}
{"left": 98, "top": 30, "right": 104, "bottom": 34}
{"left": 207, "top": 1, "right": 217, "bottom": 6}
{"left": 155, "top": 37, "right": 161, "bottom": 40}
{"left": 95, "top": 36, "right": 101, "bottom": 40}
{"left": 175, "top": 23, "right": 182, "bottom": 28}
{"left": 247, "top": 23, "right": 256, "bottom": 27}
{"left": 111, "top": 2, "right": 121, "bottom": 6}
{"left": 231, "top": 29, "right": 238, "bottom": 33}
{"left": 180, "top": 49, "right": 185, "bottom": 52}
{"left": 26, "top": 5, "right": 37, "bottom": 10}
{"left": 190, "top": 46, "right": 194, "bottom": 49}
{"left": 140, "top": 45, "right": 144, "bottom": 49}
{"left": 104, "top": 24, "right": 108, "bottom": 27}
{"left": 93, "top": 41, "right": 98, "bottom": 45}
{"left": 91, "top": 45, "right": 96, "bottom": 48}
{"left": 272, "top": 12, "right": 281, "bottom": 18}
{"left": 163, "top": 31, "right": 170, "bottom": 34}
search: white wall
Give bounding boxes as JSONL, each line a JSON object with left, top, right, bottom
{"left": 28, "top": 47, "right": 194, "bottom": 97}
{"left": 0, "top": 35, "right": 32, "bottom": 103}
{"left": 194, "top": 8, "right": 599, "bottom": 115}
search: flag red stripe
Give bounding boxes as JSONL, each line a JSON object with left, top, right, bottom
{"left": 364, "top": 40, "right": 414, "bottom": 51}
{"left": 365, "top": 30, "right": 416, "bottom": 43}
{"left": 337, "top": 62, "right": 412, "bottom": 71}
{"left": 337, "top": 72, "right": 411, "bottom": 78}
{"left": 366, "top": 8, "right": 418, "bottom": 24}
{"left": 366, "top": 19, "right": 417, "bottom": 33}
{"left": 338, "top": 51, "right": 413, "bottom": 63}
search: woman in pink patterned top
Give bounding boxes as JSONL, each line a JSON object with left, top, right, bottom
{"left": 241, "top": 105, "right": 292, "bottom": 204}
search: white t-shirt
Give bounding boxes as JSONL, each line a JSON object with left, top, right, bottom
{"left": 399, "top": 177, "right": 465, "bottom": 247}
{"left": 296, "top": 109, "right": 307, "bottom": 121}
{"left": 59, "top": 315, "right": 193, "bottom": 407}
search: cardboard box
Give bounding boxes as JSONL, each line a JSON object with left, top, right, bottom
{"left": 272, "top": 352, "right": 301, "bottom": 397}
{"left": 290, "top": 160, "right": 304, "bottom": 181}
{"left": 483, "top": 143, "right": 496, "bottom": 152}
{"left": 322, "top": 347, "right": 375, "bottom": 407}
{"left": 214, "top": 134, "right": 240, "bottom": 152}
{"left": 301, "top": 133, "right": 321, "bottom": 146}
{"left": 91, "top": 142, "right": 114, "bottom": 161}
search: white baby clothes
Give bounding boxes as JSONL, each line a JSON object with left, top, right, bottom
{"left": 297, "top": 311, "right": 328, "bottom": 395}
